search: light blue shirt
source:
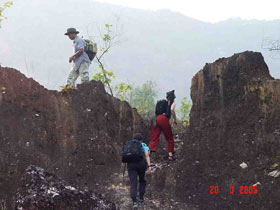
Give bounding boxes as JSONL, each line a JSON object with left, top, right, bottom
{"left": 73, "top": 36, "right": 91, "bottom": 71}
{"left": 141, "top": 143, "right": 150, "bottom": 153}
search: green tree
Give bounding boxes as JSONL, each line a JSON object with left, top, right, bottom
{"left": 90, "top": 22, "right": 133, "bottom": 99}
{"left": 114, "top": 82, "right": 133, "bottom": 101}
{"left": 92, "top": 67, "right": 116, "bottom": 92}
{"left": 92, "top": 23, "right": 124, "bottom": 96}
{"left": 130, "top": 81, "right": 157, "bottom": 119}
{"left": 89, "top": 22, "right": 156, "bottom": 114}
{"left": 178, "top": 96, "right": 192, "bottom": 126}
{"left": 0, "top": 1, "right": 12, "bottom": 28}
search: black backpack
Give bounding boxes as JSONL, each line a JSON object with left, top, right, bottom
{"left": 155, "top": 100, "right": 171, "bottom": 118}
{"left": 122, "top": 140, "right": 143, "bottom": 163}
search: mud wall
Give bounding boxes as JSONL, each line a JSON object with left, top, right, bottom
{"left": 175, "top": 51, "right": 280, "bottom": 209}
{"left": 0, "top": 67, "right": 149, "bottom": 208}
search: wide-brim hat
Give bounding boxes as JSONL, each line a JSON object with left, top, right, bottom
{"left": 64, "top": 28, "right": 79, "bottom": 35}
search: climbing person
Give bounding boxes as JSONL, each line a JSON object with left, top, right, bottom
{"left": 122, "top": 133, "right": 152, "bottom": 210}
{"left": 64, "top": 28, "right": 91, "bottom": 87}
{"left": 149, "top": 90, "right": 177, "bottom": 160}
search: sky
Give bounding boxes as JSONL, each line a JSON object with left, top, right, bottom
{"left": 96, "top": 0, "right": 280, "bottom": 23}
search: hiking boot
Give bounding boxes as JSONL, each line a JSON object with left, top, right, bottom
{"left": 138, "top": 198, "right": 144, "bottom": 204}
{"left": 132, "top": 202, "right": 138, "bottom": 210}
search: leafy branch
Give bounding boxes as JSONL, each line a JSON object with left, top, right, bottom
{"left": 0, "top": 1, "right": 13, "bottom": 28}
{"left": 114, "top": 82, "right": 133, "bottom": 101}
{"left": 90, "top": 22, "right": 124, "bottom": 96}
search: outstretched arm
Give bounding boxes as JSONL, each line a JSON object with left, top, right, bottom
{"left": 145, "top": 150, "right": 152, "bottom": 174}
{"left": 172, "top": 110, "right": 177, "bottom": 125}
{"left": 171, "top": 100, "right": 177, "bottom": 126}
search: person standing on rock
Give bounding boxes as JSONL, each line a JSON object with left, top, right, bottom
{"left": 64, "top": 28, "right": 91, "bottom": 87}
{"left": 122, "top": 133, "right": 152, "bottom": 210}
{"left": 149, "top": 90, "right": 177, "bottom": 161}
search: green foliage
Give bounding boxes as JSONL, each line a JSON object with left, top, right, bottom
{"left": 114, "top": 82, "right": 133, "bottom": 101}
{"left": 60, "top": 85, "right": 75, "bottom": 92}
{"left": 0, "top": 1, "right": 13, "bottom": 28}
{"left": 130, "top": 81, "right": 157, "bottom": 119}
{"left": 114, "top": 80, "right": 157, "bottom": 119}
{"left": 93, "top": 23, "right": 115, "bottom": 95}
{"left": 105, "top": 24, "right": 112, "bottom": 28}
{"left": 99, "top": 48, "right": 109, "bottom": 53}
{"left": 178, "top": 96, "right": 192, "bottom": 126}
{"left": 101, "top": 24, "right": 112, "bottom": 48}
{"left": 92, "top": 69, "right": 115, "bottom": 86}
{"left": 102, "top": 34, "right": 111, "bottom": 41}
{"left": 92, "top": 23, "right": 157, "bottom": 117}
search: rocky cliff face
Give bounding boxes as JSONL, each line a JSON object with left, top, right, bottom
{"left": 0, "top": 67, "right": 149, "bottom": 209}
{"left": 1, "top": 51, "right": 279, "bottom": 209}
{"left": 176, "top": 51, "right": 280, "bottom": 209}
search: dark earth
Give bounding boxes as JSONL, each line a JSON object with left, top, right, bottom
{"left": 15, "top": 165, "right": 117, "bottom": 210}
{"left": 0, "top": 68, "right": 148, "bottom": 209}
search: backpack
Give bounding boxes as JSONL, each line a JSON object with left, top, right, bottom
{"left": 155, "top": 100, "right": 171, "bottom": 118}
{"left": 84, "top": 39, "right": 97, "bottom": 61}
{"left": 122, "top": 140, "right": 144, "bottom": 163}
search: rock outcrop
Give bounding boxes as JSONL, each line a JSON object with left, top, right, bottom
{"left": 176, "top": 51, "right": 280, "bottom": 209}
{"left": 0, "top": 67, "right": 149, "bottom": 209}
{"left": 15, "top": 166, "right": 117, "bottom": 210}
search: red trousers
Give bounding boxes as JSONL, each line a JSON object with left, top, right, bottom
{"left": 149, "top": 114, "right": 174, "bottom": 153}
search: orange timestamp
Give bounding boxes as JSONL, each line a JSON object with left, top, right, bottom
{"left": 210, "top": 186, "right": 258, "bottom": 195}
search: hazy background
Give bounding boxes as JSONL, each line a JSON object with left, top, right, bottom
{"left": 98, "top": 0, "right": 280, "bottom": 23}
{"left": 1, "top": 0, "right": 280, "bottom": 104}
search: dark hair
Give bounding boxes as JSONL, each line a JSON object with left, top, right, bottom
{"left": 133, "top": 133, "right": 143, "bottom": 141}
{"left": 166, "top": 90, "right": 175, "bottom": 105}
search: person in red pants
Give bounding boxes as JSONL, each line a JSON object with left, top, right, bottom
{"left": 149, "top": 90, "right": 177, "bottom": 160}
